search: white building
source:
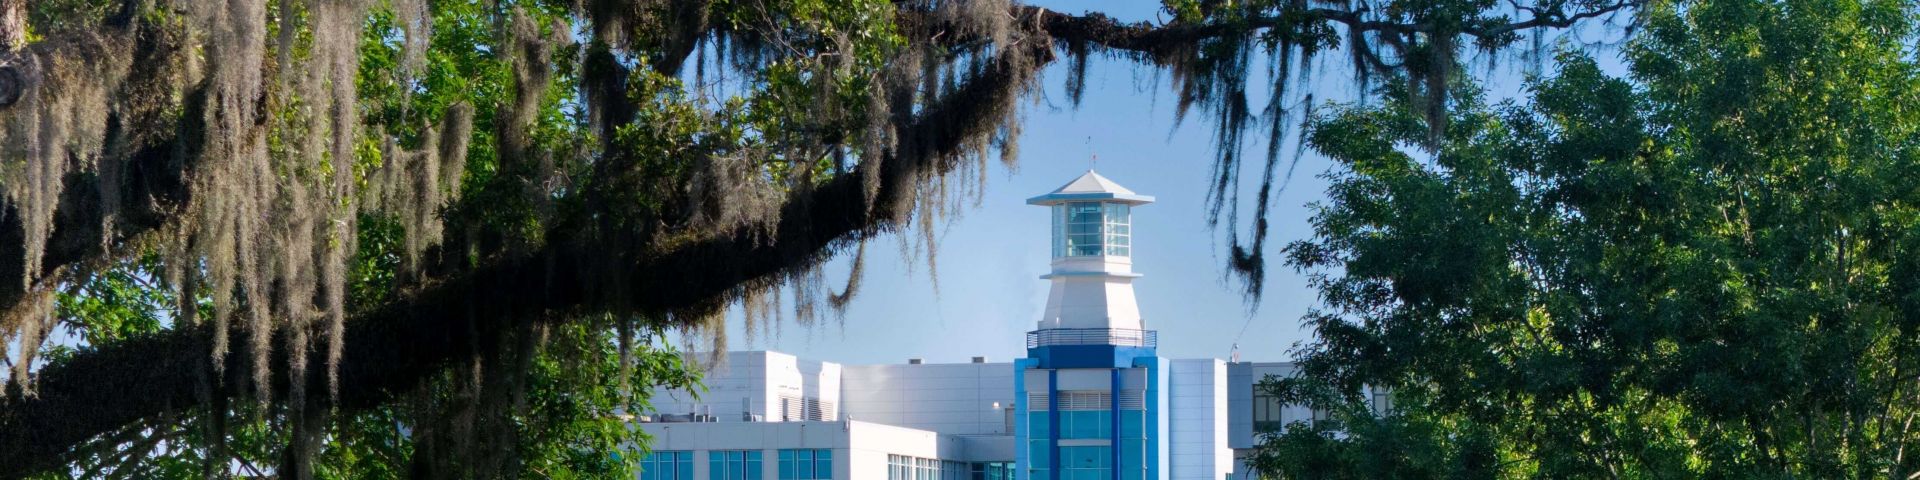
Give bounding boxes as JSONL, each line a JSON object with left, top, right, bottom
{"left": 640, "top": 172, "right": 1308, "bottom": 480}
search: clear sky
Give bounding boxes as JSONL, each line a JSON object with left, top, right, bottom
{"left": 712, "top": 0, "right": 1616, "bottom": 365}
{"left": 713, "top": 1, "right": 1331, "bottom": 365}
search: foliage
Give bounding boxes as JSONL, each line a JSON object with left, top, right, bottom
{"left": 1258, "top": 0, "right": 1920, "bottom": 477}
{"left": 35, "top": 253, "right": 701, "bottom": 479}
{"left": 1114, "top": 0, "right": 1643, "bottom": 299}
{"left": 0, "top": 0, "right": 1670, "bottom": 477}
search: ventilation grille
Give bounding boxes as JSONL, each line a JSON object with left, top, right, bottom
{"left": 1057, "top": 391, "right": 1111, "bottom": 411}
{"left": 1028, "top": 391, "right": 1050, "bottom": 410}
{"left": 778, "top": 395, "right": 836, "bottom": 421}
{"left": 1118, "top": 390, "right": 1145, "bottom": 410}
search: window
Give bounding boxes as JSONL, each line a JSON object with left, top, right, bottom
{"left": 1027, "top": 441, "right": 1050, "bottom": 480}
{"left": 1102, "top": 203, "right": 1130, "bottom": 257}
{"left": 1063, "top": 202, "right": 1105, "bottom": 256}
{"left": 1052, "top": 202, "right": 1132, "bottom": 258}
{"left": 1252, "top": 391, "right": 1285, "bottom": 433}
{"left": 1371, "top": 388, "right": 1393, "bottom": 417}
{"left": 1057, "top": 390, "right": 1112, "bottom": 439}
{"left": 889, "top": 454, "right": 948, "bottom": 480}
{"left": 1028, "top": 412, "right": 1051, "bottom": 438}
{"left": 1059, "top": 410, "right": 1112, "bottom": 439}
{"left": 709, "top": 450, "right": 763, "bottom": 480}
{"left": 970, "top": 462, "right": 1014, "bottom": 480}
{"left": 1060, "top": 446, "right": 1111, "bottom": 480}
{"left": 1118, "top": 438, "right": 1146, "bottom": 480}
{"left": 778, "top": 449, "right": 831, "bottom": 480}
{"left": 1119, "top": 409, "right": 1145, "bottom": 439}
{"left": 641, "top": 451, "right": 694, "bottom": 480}
{"left": 889, "top": 455, "right": 908, "bottom": 480}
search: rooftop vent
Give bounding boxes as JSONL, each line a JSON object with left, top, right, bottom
{"left": 972, "top": 356, "right": 988, "bottom": 363}
{"left": 908, "top": 358, "right": 923, "bottom": 365}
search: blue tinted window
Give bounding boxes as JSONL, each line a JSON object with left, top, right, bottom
{"left": 1119, "top": 410, "right": 1145, "bottom": 439}
{"left": 711, "top": 450, "right": 761, "bottom": 480}
{"left": 643, "top": 451, "right": 694, "bottom": 480}
{"left": 1028, "top": 412, "right": 1051, "bottom": 438}
{"left": 1060, "top": 446, "right": 1112, "bottom": 480}
{"left": 1119, "top": 439, "right": 1145, "bottom": 473}
{"left": 1060, "top": 410, "right": 1111, "bottom": 439}
{"left": 1061, "top": 202, "right": 1105, "bottom": 257}
{"left": 778, "top": 449, "right": 831, "bottom": 480}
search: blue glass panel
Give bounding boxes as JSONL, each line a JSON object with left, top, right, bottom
{"left": 818, "top": 451, "right": 832, "bottom": 478}
{"left": 1068, "top": 203, "right": 1101, "bottom": 222}
{"left": 1071, "top": 411, "right": 1092, "bottom": 438}
{"left": 1029, "top": 412, "right": 1051, "bottom": 438}
{"left": 1061, "top": 410, "right": 1112, "bottom": 439}
{"left": 1081, "top": 447, "right": 1110, "bottom": 466}
{"left": 1120, "top": 410, "right": 1144, "bottom": 438}
{"left": 1119, "top": 439, "right": 1144, "bottom": 472}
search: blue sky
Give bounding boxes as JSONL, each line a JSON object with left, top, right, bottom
{"left": 712, "top": 0, "right": 1627, "bottom": 364}
{"left": 716, "top": 1, "right": 1339, "bottom": 364}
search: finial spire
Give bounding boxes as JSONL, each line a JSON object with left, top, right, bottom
{"left": 1086, "top": 136, "right": 1097, "bottom": 171}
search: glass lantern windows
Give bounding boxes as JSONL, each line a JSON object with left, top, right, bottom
{"left": 1051, "top": 201, "right": 1131, "bottom": 258}
{"left": 1103, "top": 203, "right": 1130, "bottom": 256}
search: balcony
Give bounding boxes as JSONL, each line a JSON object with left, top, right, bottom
{"left": 1025, "top": 328, "right": 1157, "bottom": 348}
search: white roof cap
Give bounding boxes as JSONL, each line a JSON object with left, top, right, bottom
{"left": 1026, "top": 170, "right": 1155, "bottom": 206}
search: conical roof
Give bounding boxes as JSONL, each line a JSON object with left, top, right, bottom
{"left": 1026, "top": 170, "right": 1155, "bottom": 206}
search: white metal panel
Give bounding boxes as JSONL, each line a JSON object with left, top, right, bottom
{"left": 1168, "top": 359, "right": 1230, "bottom": 480}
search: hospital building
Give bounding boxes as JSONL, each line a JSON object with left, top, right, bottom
{"left": 640, "top": 171, "right": 1350, "bottom": 480}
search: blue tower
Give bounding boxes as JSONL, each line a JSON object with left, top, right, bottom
{"left": 1015, "top": 171, "right": 1168, "bottom": 480}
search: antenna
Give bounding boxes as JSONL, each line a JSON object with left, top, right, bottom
{"left": 1086, "top": 136, "right": 1097, "bottom": 170}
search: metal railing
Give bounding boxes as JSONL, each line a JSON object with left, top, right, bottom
{"left": 1026, "top": 328, "right": 1157, "bottom": 348}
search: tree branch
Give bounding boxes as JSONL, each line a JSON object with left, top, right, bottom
{"left": 0, "top": 5, "right": 191, "bottom": 311}
{"left": 0, "top": 31, "right": 1052, "bottom": 477}
{"left": 0, "top": 1, "right": 1641, "bottom": 474}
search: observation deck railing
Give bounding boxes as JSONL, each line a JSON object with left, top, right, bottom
{"left": 1026, "top": 328, "right": 1157, "bottom": 348}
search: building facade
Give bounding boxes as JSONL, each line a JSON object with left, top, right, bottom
{"left": 640, "top": 172, "right": 1307, "bottom": 480}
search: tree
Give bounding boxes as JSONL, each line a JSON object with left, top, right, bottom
{"left": 0, "top": 0, "right": 1637, "bottom": 477}
{"left": 1257, "top": 0, "right": 1920, "bottom": 476}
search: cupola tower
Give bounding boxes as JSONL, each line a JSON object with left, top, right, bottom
{"left": 1026, "top": 170, "right": 1154, "bottom": 332}
{"left": 1015, "top": 171, "right": 1169, "bottom": 480}
{"left": 1023, "top": 170, "right": 1157, "bottom": 364}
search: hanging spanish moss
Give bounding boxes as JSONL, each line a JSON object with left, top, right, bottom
{"left": 369, "top": 102, "right": 474, "bottom": 272}
{"left": 0, "top": 31, "right": 124, "bottom": 294}
{"left": 621, "top": 0, "right": 1043, "bottom": 354}
{"left": 1, "top": 287, "right": 51, "bottom": 397}
{"left": 0, "top": 0, "right": 1353, "bottom": 475}
{"left": 0, "top": 28, "right": 129, "bottom": 394}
